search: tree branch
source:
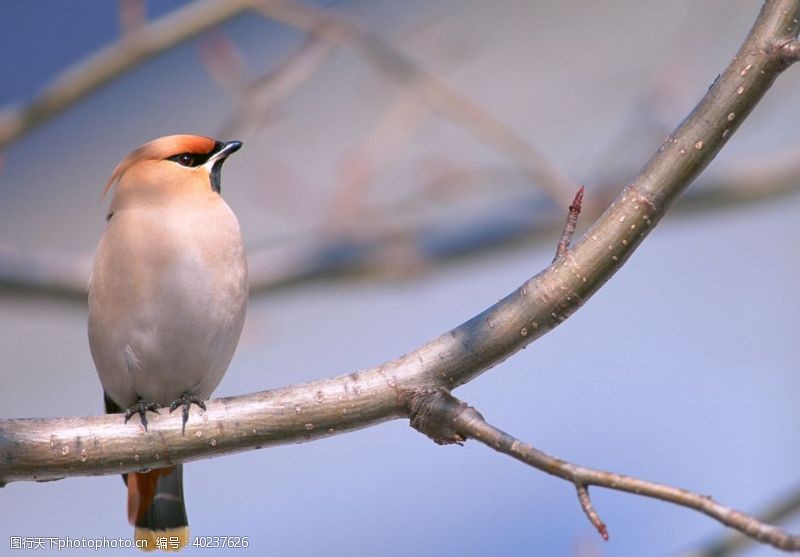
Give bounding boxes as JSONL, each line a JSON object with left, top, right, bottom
{"left": 0, "top": 0, "right": 253, "bottom": 150}
{"left": 0, "top": 246, "right": 92, "bottom": 301}
{"left": 406, "top": 389, "right": 800, "bottom": 552}
{"left": 686, "top": 485, "right": 800, "bottom": 557}
{"left": 2, "top": 0, "right": 800, "bottom": 550}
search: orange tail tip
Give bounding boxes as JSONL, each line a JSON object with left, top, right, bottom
{"left": 135, "top": 526, "right": 189, "bottom": 552}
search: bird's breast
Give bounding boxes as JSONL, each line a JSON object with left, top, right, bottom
{"left": 98, "top": 201, "right": 246, "bottom": 300}
{"left": 88, "top": 199, "right": 248, "bottom": 405}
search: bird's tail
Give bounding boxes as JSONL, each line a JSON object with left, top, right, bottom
{"left": 128, "top": 465, "right": 189, "bottom": 552}
{"left": 104, "top": 393, "right": 189, "bottom": 552}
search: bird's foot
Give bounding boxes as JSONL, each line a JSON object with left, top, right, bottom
{"left": 169, "top": 392, "right": 207, "bottom": 434}
{"left": 124, "top": 399, "right": 161, "bottom": 431}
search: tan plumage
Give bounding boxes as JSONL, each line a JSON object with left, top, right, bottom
{"left": 88, "top": 135, "right": 248, "bottom": 551}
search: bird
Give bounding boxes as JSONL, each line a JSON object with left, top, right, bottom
{"left": 88, "top": 135, "right": 248, "bottom": 551}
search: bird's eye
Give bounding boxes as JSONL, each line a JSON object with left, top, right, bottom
{"left": 167, "top": 151, "right": 213, "bottom": 167}
{"left": 178, "top": 153, "right": 195, "bottom": 166}
{"left": 167, "top": 152, "right": 198, "bottom": 167}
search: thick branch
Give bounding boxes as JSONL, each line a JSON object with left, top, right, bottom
{"left": 406, "top": 390, "right": 800, "bottom": 552}
{"left": 2, "top": 0, "right": 798, "bottom": 503}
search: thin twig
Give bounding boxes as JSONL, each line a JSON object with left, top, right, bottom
{"left": 576, "top": 484, "right": 609, "bottom": 541}
{"left": 685, "top": 485, "right": 800, "bottom": 557}
{"left": 405, "top": 389, "right": 800, "bottom": 552}
{"left": 554, "top": 186, "right": 584, "bottom": 261}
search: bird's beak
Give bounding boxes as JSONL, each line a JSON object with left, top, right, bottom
{"left": 208, "top": 140, "right": 243, "bottom": 164}
{"left": 206, "top": 141, "right": 243, "bottom": 194}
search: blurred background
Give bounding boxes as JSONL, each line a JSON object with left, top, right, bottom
{"left": 2, "top": 1, "right": 800, "bottom": 555}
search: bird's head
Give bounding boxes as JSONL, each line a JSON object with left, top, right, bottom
{"left": 103, "top": 135, "right": 242, "bottom": 217}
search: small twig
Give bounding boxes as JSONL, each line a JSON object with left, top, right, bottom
{"left": 405, "top": 389, "right": 800, "bottom": 552}
{"left": 553, "top": 186, "right": 584, "bottom": 261}
{"left": 576, "top": 484, "right": 609, "bottom": 541}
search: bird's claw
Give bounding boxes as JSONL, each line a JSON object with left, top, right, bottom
{"left": 123, "top": 399, "right": 161, "bottom": 431}
{"left": 169, "top": 392, "right": 206, "bottom": 434}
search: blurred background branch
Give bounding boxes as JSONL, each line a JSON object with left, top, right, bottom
{"left": 0, "top": 0, "right": 253, "bottom": 149}
{"left": 3, "top": 143, "right": 799, "bottom": 300}
{"left": 2, "top": 1, "right": 800, "bottom": 302}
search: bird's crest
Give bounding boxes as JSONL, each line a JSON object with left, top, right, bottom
{"left": 102, "top": 135, "right": 217, "bottom": 198}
